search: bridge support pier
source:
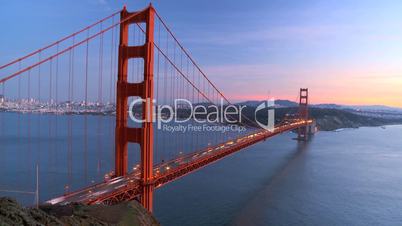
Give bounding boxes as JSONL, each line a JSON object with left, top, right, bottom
{"left": 115, "top": 5, "right": 155, "bottom": 212}
{"left": 297, "top": 88, "right": 309, "bottom": 141}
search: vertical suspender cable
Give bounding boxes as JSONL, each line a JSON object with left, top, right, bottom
{"left": 84, "top": 30, "right": 89, "bottom": 182}
{"left": 37, "top": 52, "right": 42, "bottom": 175}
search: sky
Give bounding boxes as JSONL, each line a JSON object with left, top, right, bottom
{"left": 1, "top": 0, "right": 402, "bottom": 107}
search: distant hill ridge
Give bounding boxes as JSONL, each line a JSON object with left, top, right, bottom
{"left": 236, "top": 100, "right": 402, "bottom": 113}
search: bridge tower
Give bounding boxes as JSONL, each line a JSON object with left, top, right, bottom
{"left": 115, "top": 5, "right": 155, "bottom": 212}
{"left": 297, "top": 88, "right": 309, "bottom": 141}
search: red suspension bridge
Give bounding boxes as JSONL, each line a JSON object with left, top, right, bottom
{"left": 0, "top": 5, "right": 314, "bottom": 212}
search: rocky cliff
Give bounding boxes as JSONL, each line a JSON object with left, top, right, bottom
{"left": 0, "top": 197, "right": 159, "bottom": 226}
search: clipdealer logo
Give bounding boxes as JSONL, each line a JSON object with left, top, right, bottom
{"left": 128, "top": 98, "right": 275, "bottom": 132}
{"left": 255, "top": 99, "right": 275, "bottom": 132}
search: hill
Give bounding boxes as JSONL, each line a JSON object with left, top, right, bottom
{"left": 237, "top": 105, "right": 402, "bottom": 131}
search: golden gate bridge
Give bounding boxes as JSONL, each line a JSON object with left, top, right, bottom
{"left": 0, "top": 4, "right": 314, "bottom": 212}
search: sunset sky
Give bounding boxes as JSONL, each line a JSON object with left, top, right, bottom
{"left": 1, "top": 0, "right": 402, "bottom": 107}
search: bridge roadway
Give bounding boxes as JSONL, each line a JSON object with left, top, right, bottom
{"left": 47, "top": 119, "right": 313, "bottom": 205}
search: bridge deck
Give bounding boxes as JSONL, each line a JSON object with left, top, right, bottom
{"left": 47, "top": 120, "right": 313, "bottom": 205}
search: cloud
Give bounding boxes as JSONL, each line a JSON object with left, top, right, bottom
{"left": 355, "top": 75, "right": 402, "bottom": 80}
{"left": 88, "top": 0, "right": 111, "bottom": 11}
{"left": 201, "top": 63, "right": 310, "bottom": 101}
{"left": 97, "top": 0, "right": 108, "bottom": 5}
{"left": 181, "top": 24, "right": 350, "bottom": 46}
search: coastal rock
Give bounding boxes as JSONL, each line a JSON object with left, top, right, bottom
{"left": 0, "top": 197, "right": 159, "bottom": 226}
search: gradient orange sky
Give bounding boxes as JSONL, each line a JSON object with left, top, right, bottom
{"left": 205, "top": 64, "right": 402, "bottom": 107}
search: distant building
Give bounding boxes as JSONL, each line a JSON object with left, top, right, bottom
{"left": 0, "top": 94, "right": 4, "bottom": 104}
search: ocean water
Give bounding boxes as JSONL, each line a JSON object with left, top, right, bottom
{"left": 154, "top": 125, "right": 402, "bottom": 226}
{"left": 1, "top": 112, "right": 402, "bottom": 225}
